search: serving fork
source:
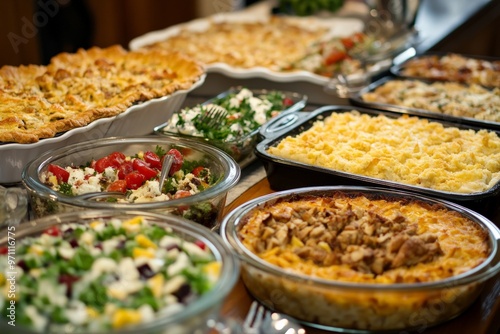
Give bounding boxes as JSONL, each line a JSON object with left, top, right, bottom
{"left": 197, "top": 106, "right": 228, "bottom": 128}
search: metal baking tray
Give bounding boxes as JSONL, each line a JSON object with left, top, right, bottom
{"left": 255, "top": 105, "right": 500, "bottom": 220}
{"left": 349, "top": 76, "right": 500, "bottom": 131}
{"left": 389, "top": 51, "right": 500, "bottom": 87}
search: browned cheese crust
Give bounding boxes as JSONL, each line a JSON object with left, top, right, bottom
{"left": 0, "top": 45, "right": 204, "bottom": 144}
{"left": 144, "top": 17, "right": 328, "bottom": 72}
{"left": 238, "top": 193, "right": 490, "bottom": 284}
{"left": 400, "top": 53, "right": 500, "bottom": 87}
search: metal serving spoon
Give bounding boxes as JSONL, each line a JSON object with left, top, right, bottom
{"left": 74, "top": 154, "right": 174, "bottom": 201}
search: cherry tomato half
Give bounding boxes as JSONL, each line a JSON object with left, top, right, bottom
{"left": 324, "top": 51, "right": 347, "bottom": 65}
{"left": 108, "top": 152, "right": 126, "bottom": 167}
{"left": 94, "top": 156, "right": 114, "bottom": 173}
{"left": 192, "top": 166, "right": 206, "bottom": 177}
{"left": 48, "top": 164, "right": 70, "bottom": 183}
{"left": 125, "top": 171, "right": 146, "bottom": 190}
{"left": 107, "top": 179, "right": 127, "bottom": 193}
{"left": 44, "top": 226, "right": 61, "bottom": 237}
{"left": 133, "top": 159, "right": 158, "bottom": 180}
{"left": 282, "top": 97, "right": 294, "bottom": 107}
{"left": 143, "top": 151, "right": 162, "bottom": 169}
{"left": 117, "top": 161, "right": 134, "bottom": 180}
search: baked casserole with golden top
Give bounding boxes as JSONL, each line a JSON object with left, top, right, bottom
{"left": 0, "top": 45, "right": 204, "bottom": 144}
{"left": 266, "top": 110, "right": 500, "bottom": 194}
{"left": 222, "top": 187, "right": 500, "bottom": 331}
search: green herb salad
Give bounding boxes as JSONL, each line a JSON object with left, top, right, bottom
{"left": 0, "top": 215, "right": 221, "bottom": 332}
{"left": 157, "top": 87, "right": 305, "bottom": 163}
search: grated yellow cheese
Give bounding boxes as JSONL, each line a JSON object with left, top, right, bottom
{"left": 267, "top": 111, "right": 500, "bottom": 193}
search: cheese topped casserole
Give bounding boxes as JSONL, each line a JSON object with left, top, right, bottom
{"left": 234, "top": 189, "right": 495, "bottom": 331}
{"left": 399, "top": 53, "right": 500, "bottom": 87}
{"left": 144, "top": 17, "right": 328, "bottom": 72}
{"left": 361, "top": 80, "right": 500, "bottom": 123}
{"left": 266, "top": 111, "right": 500, "bottom": 193}
{"left": 0, "top": 45, "right": 204, "bottom": 144}
{"left": 238, "top": 192, "right": 490, "bottom": 284}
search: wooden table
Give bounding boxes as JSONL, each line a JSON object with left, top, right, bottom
{"left": 219, "top": 177, "right": 500, "bottom": 334}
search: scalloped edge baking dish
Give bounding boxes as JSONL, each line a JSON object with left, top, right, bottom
{"left": 0, "top": 75, "right": 206, "bottom": 185}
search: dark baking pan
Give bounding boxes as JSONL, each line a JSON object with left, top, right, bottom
{"left": 390, "top": 51, "right": 500, "bottom": 87}
{"left": 255, "top": 105, "right": 500, "bottom": 221}
{"left": 349, "top": 76, "right": 500, "bottom": 131}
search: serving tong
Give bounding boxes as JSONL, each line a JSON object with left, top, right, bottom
{"left": 73, "top": 154, "right": 174, "bottom": 201}
{"left": 324, "top": 1, "right": 420, "bottom": 98}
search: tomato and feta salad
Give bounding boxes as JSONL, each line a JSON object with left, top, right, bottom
{"left": 287, "top": 32, "right": 374, "bottom": 77}
{"left": 41, "top": 146, "right": 214, "bottom": 203}
{"left": 0, "top": 216, "right": 220, "bottom": 332}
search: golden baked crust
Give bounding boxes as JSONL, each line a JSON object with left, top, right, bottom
{"left": 400, "top": 53, "right": 500, "bottom": 87}
{"left": 361, "top": 79, "right": 500, "bottom": 122}
{"left": 144, "top": 16, "right": 329, "bottom": 72}
{"left": 238, "top": 192, "right": 490, "bottom": 284}
{"left": 266, "top": 111, "right": 500, "bottom": 193}
{"left": 0, "top": 45, "right": 204, "bottom": 144}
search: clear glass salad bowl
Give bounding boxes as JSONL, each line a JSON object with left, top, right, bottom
{"left": 22, "top": 136, "right": 240, "bottom": 230}
{"left": 0, "top": 209, "right": 240, "bottom": 334}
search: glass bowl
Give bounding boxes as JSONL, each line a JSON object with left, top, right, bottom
{"left": 153, "top": 87, "right": 307, "bottom": 167}
{"left": 0, "top": 209, "right": 239, "bottom": 334}
{"left": 221, "top": 186, "right": 500, "bottom": 333}
{"left": 22, "top": 136, "right": 240, "bottom": 230}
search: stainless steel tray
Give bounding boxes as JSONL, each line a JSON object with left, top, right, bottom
{"left": 389, "top": 51, "right": 500, "bottom": 87}
{"left": 349, "top": 76, "right": 500, "bottom": 131}
{"left": 255, "top": 105, "right": 500, "bottom": 220}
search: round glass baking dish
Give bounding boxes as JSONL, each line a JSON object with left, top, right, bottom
{"left": 22, "top": 136, "right": 240, "bottom": 230}
{"left": 0, "top": 209, "right": 240, "bottom": 334}
{"left": 221, "top": 186, "right": 500, "bottom": 333}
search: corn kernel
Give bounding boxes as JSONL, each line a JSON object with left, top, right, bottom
{"left": 132, "top": 247, "right": 155, "bottom": 259}
{"left": 147, "top": 274, "right": 164, "bottom": 298}
{"left": 135, "top": 234, "right": 157, "bottom": 249}
{"left": 122, "top": 216, "right": 144, "bottom": 233}
{"left": 0, "top": 273, "right": 5, "bottom": 286}
{"left": 89, "top": 221, "right": 103, "bottom": 230}
{"left": 203, "top": 261, "right": 221, "bottom": 281}
{"left": 49, "top": 175, "right": 58, "bottom": 186}
{"left": 111, "top": 309, "right": 142, "bottom": 329}
{"left": 28, "top": 245, "right": 44, "bottom": 255}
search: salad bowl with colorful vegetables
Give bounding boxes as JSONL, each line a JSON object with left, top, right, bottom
{"left": 22, "top": 136, "right": 240, "bottom": 229}
{"left": 0, "top": 209, "right": 239, "bottom": 333}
